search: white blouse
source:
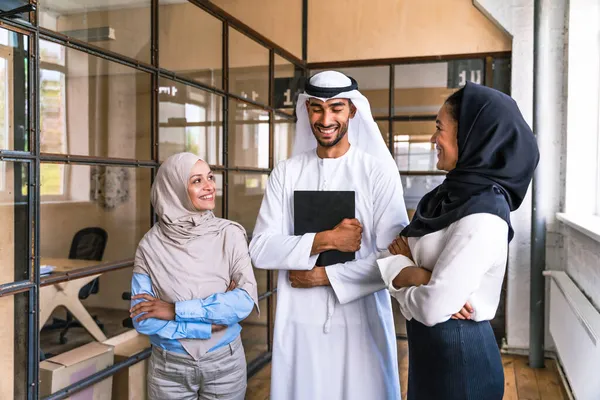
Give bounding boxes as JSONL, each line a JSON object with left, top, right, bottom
{"left": 378, "top": 213, "right": 509, "bottom": 327}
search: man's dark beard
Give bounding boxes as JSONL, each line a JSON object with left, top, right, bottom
{"left": 311, "top": 122, "right": 349, "bottom": 148}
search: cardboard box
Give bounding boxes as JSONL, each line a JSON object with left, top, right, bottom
{"left": 104, "top": 330, "right": 151, "bottom": 400}
{"left": 40, "top": 341, "right": 114, "bottom": 399}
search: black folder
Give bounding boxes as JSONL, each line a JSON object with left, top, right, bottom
{"left": 293, "top": 190, "right": 356, "bottom": 266}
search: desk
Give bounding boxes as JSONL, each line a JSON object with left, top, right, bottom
{"left": 39, "top": 258, "right": 107, "bottom": 342}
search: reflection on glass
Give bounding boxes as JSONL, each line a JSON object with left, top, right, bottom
{"left": 240, "top": 298, "right": 267, "bottom": 363}
{"left": 0, "top": 161, "right": 29, "bottom": 285}
{"left": 229, "top": 99, "right": 270, "bottom": 169}
{"left": 393, "top": 121, "right": 437, "bottom": 171}
{"left": 0, "top": 27, "right": 28, "bottom": 152}
{"left": 274, "top": 55, "right": 301, "bottom": 114}
{"left": 40, "top": 0, "right": 151, "bottom": 63}
{"left": 159, "top": 2, "right": 222, "bottom": 89}
{"left": 229, "top": 28, "right": 269, "bottom": 105}
{"left": 0, "top": 291, "right": 28, "bottom": 399}
{"left": 159, "top": 77, "right": 223, "bottom": 164}
{"left": 39, "top": 40, "right": 152, "bottom": 160}
{"left": 492, "top": 58, "right": 511, "bottom": 95}
{"left": 211, "top": 172, "right": 224, "bottom": 218}
{"left": 228, "top": 172, "right": 267, "bottom": 236}
{"left": 401, "top": 175, "right": 445, "bottom": 219}
{"left": 254, "top": 268, "right": 268, "bottom": 297}
{"left": 311, "top": 66, "right": 389, "bottom": 117}
{"left": 394, "top": 62, "right": 456, "bottom": 116}
{"left": 40, "top": 164, "right": 151, "bottom": 264}
{"left": 376, "top": 120, "right": 390, "bottom": 147}
{"left": 274, "top": 115, "right": 295, "bottom": 165}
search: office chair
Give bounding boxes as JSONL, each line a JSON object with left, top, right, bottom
{"left": 42, "top": 227, "right": 108, "bottom": 344}
{"left": 122, "top": 291, "right": 134, "bottom": 329}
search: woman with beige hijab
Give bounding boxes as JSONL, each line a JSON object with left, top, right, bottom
{"left": 129, "top": 152, "right": 259, "bottom": 400}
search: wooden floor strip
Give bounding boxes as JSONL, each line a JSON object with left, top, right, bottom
{"left": 535, "top": 359, "right": 567, "bottom": 400}
{"left": 510, "top": 356, "right": 541, "bottom": 400}
{"left": 503, "top": 355, "right": 519, "bottom": 400}
{"left": 246, "top": 346, "right": 567, "bottom": 400}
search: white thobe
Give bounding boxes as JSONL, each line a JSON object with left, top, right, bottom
{"left": 249, "top": 146, "right": 408, "bottom": 400}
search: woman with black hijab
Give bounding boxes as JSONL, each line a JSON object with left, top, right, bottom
{"left": 377, "top": 82, "right": 539, "bottom": 399}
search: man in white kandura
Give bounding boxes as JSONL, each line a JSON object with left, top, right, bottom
{"left": 249, "top": 71, "right": 409, "bottom": 400}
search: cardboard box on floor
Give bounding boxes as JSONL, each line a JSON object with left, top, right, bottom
{"left": 39, "top": 341, "right": 114, "bottom": 399}
{"left": 103, "top": 329, "right": 151, "bottom": 400}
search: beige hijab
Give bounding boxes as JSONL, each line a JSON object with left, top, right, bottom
{"left": 134, "top": 152, "right": 259, "bottom": 359}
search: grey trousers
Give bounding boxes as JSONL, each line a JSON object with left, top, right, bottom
{"left": 147, "top": 336, "right": 247, "bottom": 400}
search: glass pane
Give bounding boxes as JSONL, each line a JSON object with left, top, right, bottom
{"left": 228, "top": 172, "right": 267, "bottom": 237}
{"left": 274, "top": 55, "right": 301, "bottom": 114}
{"left": 159, "top": 78, "right": 223, "bottom": 164}
{"left": 40, "top": 268, "right": 131, "bottom": 356}
{"left": 0, "top": 291, "right": 28, "bottom": 399}
{"left": 40, "top": 0, "right": 151, "bottom": 63}
{"left": 274, "top": 115, "right": 294, "bottom": 165}
{"left": 393, "top": 121, "right": 437, "bottom": 171}
{"left": 394, "top": 62, "right": 457, "bottom": 116}
{"left": 40, "top": 40, "right": 152, "bottom": 160}
{"left": 254, "top": 267, "right": 268, "bottom": 296}
{"left": 0, "top": 0, "right": 30, "bottom": 22}
{"left": 0, "top": 27, "right": 28, "bottom": 152}
{"left": 159, "top": 2, "right": 222, "bottom": 89}
{"left": 401, "top": 175, "right": 445, "bottom": 220}
{"left": 492, "top": 58, "right": 511, "bottom": 95}
{"left": 240, "top": 298, "right": 267, "bottom": 363}
{"left": 229, "top": 28, "right": 269, "bottom": 106}
{"left": 311, "top": 66, "right": 389, "bottom": 117}
{"left": 447, "top": 59, "right": 485, "bottom": 88}
{"left": 40, "top": 164, "right": 151, "bottom": 264}
{"left": 376, "top": 120, "right": 390, "bottom": 148}
{"left": 212, "top": 172, "right": 224, "bottom": 218}
{"left": 0, "top": 161, "right": 29, "bottom": 285}
{"left": 229, "top": 99, "right": 270, "bottom": 169}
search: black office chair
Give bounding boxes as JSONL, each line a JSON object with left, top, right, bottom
{"left": 42, "top": 227, "right": 108, "bottom": 344}
{"left": 122, "top": 291, "right": 134, "bottom": 329}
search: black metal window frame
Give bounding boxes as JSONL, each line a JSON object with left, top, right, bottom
{"left": 0, "top": 1, "right": 307, "bottom": 398}
{"left": 0, "top": 0, "right": 513, "bottom": 397}
{"left": 308, "top": 52, "right": 511, "bottom": 177}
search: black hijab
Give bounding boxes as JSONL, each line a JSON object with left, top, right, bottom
{"left": 401, "top": 82, "right": 539, "bottom": 242}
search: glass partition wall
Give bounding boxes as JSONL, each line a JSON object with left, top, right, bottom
{"left": 311, "top": 55, "right": 510, "bottom": 220}
{"left": 0, "top": 1, "right": 305, "bottom": 398}
{"left": 0, "top": 2, "right": 510, "bottom": 397}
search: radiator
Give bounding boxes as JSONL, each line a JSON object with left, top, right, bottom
{"left": 544, "top": 271, "right": 600, "bottom": 400}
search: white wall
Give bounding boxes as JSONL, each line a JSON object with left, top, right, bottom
{"left": 475, "top": 0, "right": 600, "bottom": 357}
{"left": 474, "top": 0, "right": 537, "bottom": 350}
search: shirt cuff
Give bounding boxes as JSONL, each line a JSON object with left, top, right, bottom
{"left": 301, "top": 232, "right": 320, "bottom": 269}
{"left": 376, "top": 254, "right": 415, "bottom": 294}
{"left": 185, "top": 321, "right": 212, "bottom": 340}
{"left": 395, "top": 287, "right": 414, "bottom": 321}
{"left": 175, "top": 299, "right": 206, "bottom": 322}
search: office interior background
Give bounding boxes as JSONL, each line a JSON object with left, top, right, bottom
{"left": 0, "top": 0, "right": 599, "bottom": 398}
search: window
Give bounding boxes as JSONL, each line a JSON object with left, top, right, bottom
{"left": 274, "top": 114, "right": 295, "bottom": 165}
{"left": 392, "top": 121, "right": 438, "bottom": 171}
{"left": 0, "top": 2, "right": 309, "bottom": 396}
{"left": 159, "top": 2, "right": 222, "bottom": 89}
{"left": 597, "top": 90, "right": 600, "bottom": 215}
{"left": 312, "top": 66, "right": 390, "bottom": 117}
{"left": 158, "top": 78, "right": 223, "bottom": 164}
{"left": 228, "top": 99, "right": 270, "bottom": 169}
{"left": 40, "top": 0, "right": 151, "bottom": 63}
{"left": 229, "top": 28, "right": 269, "bottom": 105}
{"left": 40, "top": 40, "right": 67, "bottom": 197}
{"left": 0, "top": 45, "right": 9, "bottom": 191}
